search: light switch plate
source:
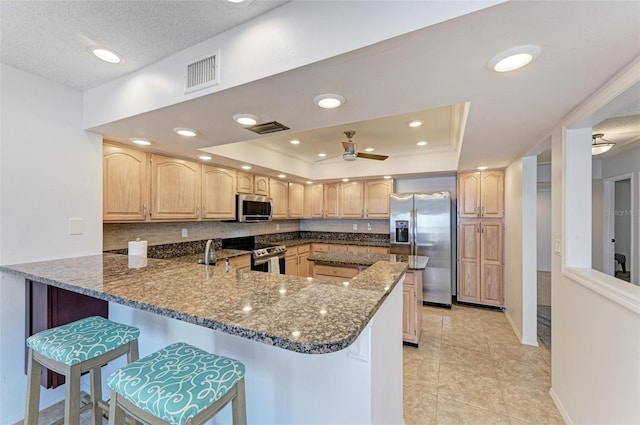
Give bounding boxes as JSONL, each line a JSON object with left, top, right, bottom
{"left": 553, "top": 239, "right": 561, "bottom": 256}
{"left": 181, "top": 228, "right": 188, "bottom": 237}
{"left": 68, "top": 218, "right": 83, "bottom": 235}
{"left": 353, "top": 223, "right": 358, "bottom": 230}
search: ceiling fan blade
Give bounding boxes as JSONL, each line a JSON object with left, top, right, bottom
{"left": 357, "top": 152, "right": 388, "bottom": 161}
{"left": 313, "top": 153, "right": 342, "bottom": 162}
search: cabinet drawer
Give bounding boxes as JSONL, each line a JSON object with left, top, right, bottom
{"left": 297, "top": 244, "right": 310, "bottom": 254}
{"left": 314, "top": 264, "right": 359, "bottom": 278}
{"left": 219, "top": 254, "right": 250, "bottom": 270}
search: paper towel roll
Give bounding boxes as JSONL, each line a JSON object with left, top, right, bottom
{"left": 128, "top": 239, "right": 147, "bottom": 258}
{"left": 128, "top": 256, "right": 148, "bottom": 269}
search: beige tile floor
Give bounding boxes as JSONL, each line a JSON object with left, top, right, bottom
{"left": 404, "top": 304, "right": 563, "bottom": 425}
{"left": 17, "top": 304, "right": 562, "bottom": 425}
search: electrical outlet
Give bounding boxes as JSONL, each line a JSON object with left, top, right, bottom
{"left": 276, "top": 223, "right": 280, "bottom": 230}
{"left": 68, "top": 218, "right": 83, "bottom": 235}
{"left": 367, "top": 222, "right": 372, "bottom": 231}
{"left": 182, "top": 228, "right": 188, "bottom": 237}
{"left": 353, "top": 223, "right": 358, "bottom": 230}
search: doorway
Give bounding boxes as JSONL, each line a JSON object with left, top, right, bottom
{"left": 536, "top": 155, "right": 552, "bottom": 350}
{"left": 603, "top": 174, "right": 634, "bottom": 283}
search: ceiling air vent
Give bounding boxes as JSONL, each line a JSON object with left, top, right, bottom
{"left": 184, "top": 52, "right": 219, "bottom": 94}
{"left": 246, "top": 121, "right": 290, "bottom": 135}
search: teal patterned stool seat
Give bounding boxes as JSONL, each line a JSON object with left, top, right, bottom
{"left": 24, "top": 316, "right": 140, "bottom": 425}
{"left": 107, "top": 342, "right": 247, "bottom": 425}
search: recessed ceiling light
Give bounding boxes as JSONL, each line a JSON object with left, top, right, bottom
{"left": 488, "top": 45, "right": 541, "bottom": 72}
{"left": 173, "top": 127, "right": 198, "bottom": 137}
{"left": 306, "top": 181, "right": 313, "bottom": 184}
{"left": 198, "top": 155, "right": 212, "bottom": 161}
{"left": 342, "top": 178, "right": 349, "bottom": 182}
{"left": 313, "top": 93, "right": 345, "bottom": 109}
{"left": 241, "top": 165, "right": 252, "bottom": 170}
{"left": 233, "top": 113, "right": 260, "bottom": 126}
{"left": 129, "top": 138, "right": 151, "bottom": 146}
{"left": 92, "top": 47, "right": 121, "bottom": 64}
{"left": 318, "top": 153, "right": 327, "bottom": 157}
{"left": 278, "top": 174, "right": 287, "bottom": 179}
{"left": 383, "top": 175, "right": 392, "bottom": 179}
{"left": 476, "top": 166, "right": 489, "bottom": 170}
{"left": 416, "top": 141, "right": 428, "bottom": 146}
{"left": 227, "top": 0, "right": 244, "bottom": 3}
{"left": 364, "top": 147, "right": 374, "bottom": 152}
{"left": 407, "top": 120, "right": 423, "bottom": 128}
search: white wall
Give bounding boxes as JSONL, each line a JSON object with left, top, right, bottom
{"left": 549, "top": 62, "right": 640, "bottom": 424}
{"left": 0, "top": 64, "right": 103, "bottom": 423}
{"left": 536, "top": 190, "right": 552, "bottom": 271}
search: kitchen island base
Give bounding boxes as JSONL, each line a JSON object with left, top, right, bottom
{"left": 103, "top": 280, "right": 403, "bottom": 424}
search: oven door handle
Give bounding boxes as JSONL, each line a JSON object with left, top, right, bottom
{"left": 253, "top": 253, "right": 286, "bottom": 266}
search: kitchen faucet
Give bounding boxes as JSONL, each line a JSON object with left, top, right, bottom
{"left": 204, "top": 239, "right": 216, "bottom": 265}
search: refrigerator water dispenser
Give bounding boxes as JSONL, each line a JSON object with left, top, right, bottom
{"left": 395, "top": 220, "right": 409, "bottom": 243}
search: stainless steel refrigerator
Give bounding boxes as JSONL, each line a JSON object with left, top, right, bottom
{"left": 390, "top": 192, "right": 452, "bottom": 306}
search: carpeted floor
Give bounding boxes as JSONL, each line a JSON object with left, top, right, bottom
{"left": 537, "top": 305, "right": 551, "bottom": 350}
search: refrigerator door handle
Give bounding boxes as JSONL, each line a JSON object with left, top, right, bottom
{"left": 411, "top": 208, "right": 416, "bottom": 256}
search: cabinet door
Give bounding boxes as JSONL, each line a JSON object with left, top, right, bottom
{"left": 457, "top": 220, "right": 481, "bottom": 303}
{"left": 103, "top": 143, "right": 149, "bottom": 221}
{"left": 368, "top": 246, "right": 390, "bottom": 254}
{"left": 347, "top": 245, "right": 368, "bottom": 253}
{"left": 285, "top": 255, "right": 298, "bottom": 276}
{"left": 305, "top": 184, "right": 324, "bottom": 218}
{"left": 254, "top": 175, "right": 269, "bottom": 196}
{"left": 324, "top": 183, "right": 340, "bottom": 218}
{"left": 202, "top": 166, "right": 235, "bottom": 220}
{"left": 340, "top": 181, "right": 364, "bottom": 218}
{"left": 480, "top": 170, "right": 504, "bottom": 218}
{"left": 480, "top": 221, "right": 503, "bottom": 305}
{"left": 458, "top": 172, "right": 481, "bottom": 218}
{"left": 236, "top": 171, "right": 253, "bottom": 194}
{"left": 365, "top": 180, "right": 393, "bottom": 218}
{"left": 151, "top": 154, "right": 201, "bottom": 220}
{"left": 269, "top": 179, "right": 288, "bottom": 219}
{"left": 312, "top": 243, "right": 330, "bottom": 254}
{"left": 402, "top": 283, "right": 416, "bottom": 342}
{"left": 288, "top": 182, "right": 304, "bottom": 218}
{"left": 329, "top": 244, "right": 348, "bottom": 251}
{"left": 298, "top": 246, "right": 311, "bottom": 278}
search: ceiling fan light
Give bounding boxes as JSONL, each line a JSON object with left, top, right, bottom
{"left": 407, "top": 120, "right": 423, "bottom": 128}
{"left": 364, "top": 147, "right": 374, "bottom": 152}
{"left": 591, "top": 133, "right": 615, "bottom": 156}
{"left": 129, "top": 138, "right": 151, "bottom": 146}
{"left": 314, "top": 93, "right": 345, "bottom": 109}
{"left": 342, "top": 152, "right": 357, "bottom": 161}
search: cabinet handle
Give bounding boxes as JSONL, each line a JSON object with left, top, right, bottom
{"left": 477, "top": 206, "right": 481, "bottom": 217}
{"left": 203, "top": 207, "right": 207, "bottom": 216}
{"left": 196, "top": 207, "right": 200, "bottom": 218}
{"left": 481, "top": 223, "right": 484, "bottom": 233}
{"left": 481, "top": 206, "right": 485, "bottom": 217}
{"left": 149, "top": 208, "right": 152, "bottom": 217}
{"left": 477, "top": 223, "right": 481, "bottom": 233}
{"left": 143, "top": 203, "right": 147, "bottom": 218}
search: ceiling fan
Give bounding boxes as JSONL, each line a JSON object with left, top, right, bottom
{"left": 318, "top": 131, "right": 389, "bottom": 162}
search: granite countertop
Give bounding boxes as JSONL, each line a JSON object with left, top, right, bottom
{"left": 169, "top": 249, "right": 251, "bottom": 264}
{"left": 1, "top": 254, "right": 406, "bottom": 354}
{"left": 308, "top": 251, "right": 429, "bottom": 270}
{"left": 279, "top": 239, "right": 389, "bottom": 248}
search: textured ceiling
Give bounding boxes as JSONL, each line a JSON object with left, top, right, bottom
{"left": 0, "top": 0, "right": 289, "bottom": 90}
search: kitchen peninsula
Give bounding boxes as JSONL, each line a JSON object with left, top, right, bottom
{"left": 1, "top": 253, "right": 406, "bottom": 424}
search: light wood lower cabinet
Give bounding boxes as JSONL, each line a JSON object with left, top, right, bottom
{"left": 312, "top": 264, "right": 360, "bottom": 282}
{"left": 311, "top": 243, "right": 330, "bottom": 254}
{"left": 217, "top": 254, "right": 251, "bottom": 271}
{"left": 457, "top": 219, "right": 503, "bottom": 306}
{"left": 402, "top": 271, "right": 423, "bottom": 345}
{"left": 285, "top": 244, "right": 311, "bottom": 277}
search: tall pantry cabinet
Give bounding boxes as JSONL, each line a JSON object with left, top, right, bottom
{"left": 457, "top": 170, "right": 504, "bottom": 307}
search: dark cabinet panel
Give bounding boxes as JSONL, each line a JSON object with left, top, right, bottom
{"left": 25, "top": 280, "right": 108, "bottom": 388}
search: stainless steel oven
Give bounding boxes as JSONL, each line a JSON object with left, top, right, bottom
{"left": 222, "top": 236, "right": 286, "bottom": 274}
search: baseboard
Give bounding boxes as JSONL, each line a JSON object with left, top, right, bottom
{"left": 549, "top": 387, "right": 573, "bottom": 425}
{"left": 504, "top": 310, "right": 523, "bottom": 342}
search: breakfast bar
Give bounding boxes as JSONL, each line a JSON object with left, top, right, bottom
{"left": 1, "top": 254, "right": 407, "bottom": 424}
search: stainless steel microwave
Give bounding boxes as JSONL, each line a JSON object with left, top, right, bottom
{"left": 236, "top": 194, "right": 273, "bottom": 222}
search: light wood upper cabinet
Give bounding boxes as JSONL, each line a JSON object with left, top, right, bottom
{"left": 304, "top": 184, "right": 324, "bottom": 218}
{"left": 480, "top": 171, "right": 504, "bottom": 218}
{"left": 365, "top": 179, "right": 393, "bottom": 218}
{"left": 150, "top": 154, "right": 201, "bottom": 221}
{"left": 288, "top": 182, "right": 304, "bottom": 218}
{"left": 254, "top": 175, "right": 269, "bottom": 196}
{"left": 236, "top": 171, "right": 253, "bottom": 194}
{"left": 269, "top": 179, "right": 288, "bottom": 219}
{"left": 324, "top": 183, "right": 340, "bottom": 218}
{"left": 103, "top": 143, "right": 149, "bottom": 222}
{"left": 202, "top": 166, "right": 236, "bottom": 220}
{"left": 340, "top": 181, "right": 364, "bottom": 218}
{"left": 458, "top": 170, "right": 503, "bottom": 218}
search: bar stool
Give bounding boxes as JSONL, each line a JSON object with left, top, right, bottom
{"left": 25, "top": 316, "right": 140, "bottom": 425}
{"left": 107, "top": 342, "right": 247, "bottom": 425}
